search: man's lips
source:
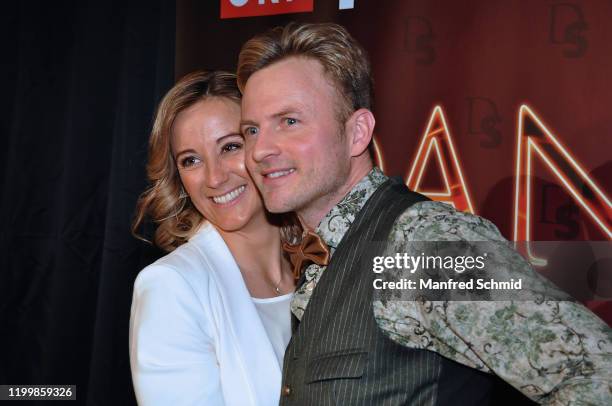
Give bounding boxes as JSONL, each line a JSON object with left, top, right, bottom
{"left": 261, "top": 168, "right": 296, "bottom": 180}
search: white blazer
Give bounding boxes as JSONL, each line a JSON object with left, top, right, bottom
{"left": 129, "top": 222, "right": 282, "bottom": 406}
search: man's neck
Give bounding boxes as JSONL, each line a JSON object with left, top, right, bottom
{"left": 298, "top": 163, "right": 373, "bottom": 230}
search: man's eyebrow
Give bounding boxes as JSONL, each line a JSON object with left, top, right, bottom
{"left": 240, "top": 119, "right": 258, "bottom": 127}
{"left": 271, "top": 108, "right": 301, "bottom": 118}
{"left": 240, "top": 106, "right": 305, "bottom": 128}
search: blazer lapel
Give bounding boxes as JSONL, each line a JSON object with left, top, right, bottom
{"left": 192, "top": 223, "right": 282, "bottom": 405}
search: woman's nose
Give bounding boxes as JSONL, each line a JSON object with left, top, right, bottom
{"left": 205, "top": 159, "right": 229, "bottom": 188}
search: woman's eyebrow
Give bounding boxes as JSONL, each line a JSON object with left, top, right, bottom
{"left": 174, "top": 148, "right": 197, "bottom": 159}
{"left": 216, "top": 132, "right": 243, "bottom": 144}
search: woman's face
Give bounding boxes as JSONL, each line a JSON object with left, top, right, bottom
{"left": 171, "top": 97, "right": 265, "bottom": 233}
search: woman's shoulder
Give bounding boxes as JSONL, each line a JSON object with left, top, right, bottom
{"left": 135, "top": 223, "right": 225, "bottom": 293}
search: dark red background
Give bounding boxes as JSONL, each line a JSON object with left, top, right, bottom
{"left": 3, "top": 1, "right": 609, "bottom": 402}
{"left": 177, "top": 0, "right": 611, "bottom": 320}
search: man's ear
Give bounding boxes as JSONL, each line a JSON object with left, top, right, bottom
{"left": 345, "top": 108, "right": 375, "bottom": 158}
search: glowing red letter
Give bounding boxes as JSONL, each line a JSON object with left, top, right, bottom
{"left": 406, "top": 106, "right": 475, "bottom": 213}
{"left": 513, "top": 105, "right": 611, "bottom": 265}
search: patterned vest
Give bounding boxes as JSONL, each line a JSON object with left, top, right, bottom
{"left": 280, "top": 178, "right": 494, "bottom": 406}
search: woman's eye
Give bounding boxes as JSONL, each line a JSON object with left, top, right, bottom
{"left": 222, "top": 142, "right": 242, "bottom": 153}
{"left": 180, "top": 156, "right": 200, "bottom": 168}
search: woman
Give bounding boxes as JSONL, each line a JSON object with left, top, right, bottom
{"left": 129, "top": 71, "right": 295, "bottom": 406}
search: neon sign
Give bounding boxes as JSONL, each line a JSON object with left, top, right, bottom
{"left": 513, "top": 105, "right": 611, "bottom": 265}
{"left": 405, "top": 106, "right": 475, "bottom": 213}
{"left": 374, "top": 104, "right": 611, "bottom": 265}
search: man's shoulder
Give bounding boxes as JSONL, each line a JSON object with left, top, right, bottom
{"left": 389, "top": 200, "right": 506, "bottom": 243}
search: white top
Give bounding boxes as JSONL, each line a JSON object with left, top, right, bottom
{"left": 130, "top": 222, "right": 285, "bottom": 406}
{"left": 252, "top": 293, "right": 293, "bottom": 368}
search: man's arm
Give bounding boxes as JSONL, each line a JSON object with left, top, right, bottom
{"left": 373, "top": 201, "right": 612, "bottom": 405}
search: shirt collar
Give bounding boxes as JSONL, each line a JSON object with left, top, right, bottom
{"left": 314, "top": 167, "right": 388, "bottom": 250}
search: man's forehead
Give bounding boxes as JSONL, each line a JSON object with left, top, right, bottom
{"left": 241, "top": 97, "right": 310, "bottom": 123}
{"left": 245, "top": 57, "right": 326, "bottom": 94}
{"left": 242, "top": 58, "right": 333, "bottom": 117}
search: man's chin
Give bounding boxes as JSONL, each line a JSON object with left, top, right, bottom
{"left": 262, "top": 194, "right": 295, "bottom": 214}
{"left": 263, "top": 201, "right": 292, "bottom": 213}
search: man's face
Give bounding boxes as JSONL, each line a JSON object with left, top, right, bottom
{"left": 241, "top": 57, "right": 352, "bottom": 220}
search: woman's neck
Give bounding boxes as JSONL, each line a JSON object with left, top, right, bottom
{"left": 219, "top": 218, "right": 280, "bottom": 268}
{"left": 216, "top": 212, "right": 294, "bottom": 298}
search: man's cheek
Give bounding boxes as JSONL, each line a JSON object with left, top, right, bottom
{"left": 290, "top": 139, "right": 316, "bottom": 165}
{"left": 244, "top": 152, "right": 257, "bottom": 174}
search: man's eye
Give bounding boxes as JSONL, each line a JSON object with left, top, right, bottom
{"left": 285, "top": 118, "right": 297, "bottom": 126}
{"left": 180, "top": 156, "right": 200, "bottom": 168}
{"left": 244, "top": 127, "right": 258, "bottom": 136}
{"left": 222, "top": 142, "right": 242, "bottom": 153}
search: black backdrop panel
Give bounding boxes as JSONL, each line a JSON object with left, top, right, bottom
{"left": 1, "top": 1, "right": 173, "bottom": 404}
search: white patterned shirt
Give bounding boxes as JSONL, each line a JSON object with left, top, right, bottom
{"left": 291, "top": 167, "right": 612, "bottom": 405}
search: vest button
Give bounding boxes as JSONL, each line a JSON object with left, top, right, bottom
{"left": 281, "top": 385, "right": 292, "bottom": 397}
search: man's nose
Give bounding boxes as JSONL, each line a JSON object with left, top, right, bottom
{"left": 249, "top": 128, "right": 281, "bottom": 163}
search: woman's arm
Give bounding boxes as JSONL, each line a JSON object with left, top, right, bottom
{"left": 129, "top": 265, "right": 225, "bottom": 405}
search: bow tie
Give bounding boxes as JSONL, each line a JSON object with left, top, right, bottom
{"left": 282, "top": 230, "right": 330, "bottom": 283}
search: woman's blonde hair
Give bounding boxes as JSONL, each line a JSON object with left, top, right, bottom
{"left": 132, "top": 71, "right": 241, "bottom": 252}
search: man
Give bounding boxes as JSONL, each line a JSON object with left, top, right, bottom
{"left": 238, "top": 22, "right": 611, "bottom": 405}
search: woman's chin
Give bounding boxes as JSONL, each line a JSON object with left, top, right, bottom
{"left": 210, "top": 212, "right": 260, "bottom": 233}
{"left": 213, "top": 220, "right": 247, "bottom": 233}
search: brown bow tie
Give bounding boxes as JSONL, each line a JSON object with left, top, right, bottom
{"left": 282, "top": 230, "right": 330, "bottom": 283}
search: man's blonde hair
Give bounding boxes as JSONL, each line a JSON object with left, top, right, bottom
{"left": 237, "top": 22, "right": 373, "bottom": 125}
